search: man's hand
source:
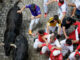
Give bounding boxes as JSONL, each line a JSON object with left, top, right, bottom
{"left": 67, "top": 58, "right": 70, "bottom": 60}
{"left": 31, "top": 16, "right": 35, "bottom": 20}
{"left": 75, "top": 49, "right": 78, "bottom": 52}
{"left": 38, "top": 44, "right": 42, "bottom": 48}
{"left": 71, "top": 14, "right": 75, "bottom": 17}
{"left": 45, "top": 3, "right": 49, "bottom": 6}
{"left": 17, "top": 10, "right": 22, "bottom": 14}
{"left": 32, "top": 33, "right": 36, "bottom": 37}
{"left": 46, "top": 41, "right": 49, "bottom": 46}
{"left": 65, "top": 36, "right": 69, "bottom": 39}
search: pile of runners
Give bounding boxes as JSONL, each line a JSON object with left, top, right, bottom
{"left": 17, "top": 0, "right": 80, "bottom": 60}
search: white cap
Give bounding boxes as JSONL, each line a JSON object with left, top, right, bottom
{"left": 53, "top": 50, "right": 61, "bottom": 56}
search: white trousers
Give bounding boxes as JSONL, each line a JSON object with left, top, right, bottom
{"left": 49, "top": 58, "right": 51, "bottom": 60}
{"left": 49, "top": 26, "right": 56, "bottom": 32}
{"left": 41, "top": 46, "right": 49, "bottom": 54}
{"left": 43, "top": 0, "right": 48, "bottom": 13}
{"left": 46, "top": 26, "right": 63, "bottom": 34}
{"left": 29, "top": 18, "right": 40, "bottom": 30}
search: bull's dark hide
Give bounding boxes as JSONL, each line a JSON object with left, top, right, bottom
{"left": 4, "top": 29, "right": 17, "bottom": 56}
{"left": 13, "top": 35, "right": 28, "bottom": 60}
{"left": 4, "top": 1, "right": 22, "bottom": 56}
{"left": 0, "top": 0, "right": 3, "bottom": 3}
{"left": 6, "top": 1, "right": 22, "bottom": 36}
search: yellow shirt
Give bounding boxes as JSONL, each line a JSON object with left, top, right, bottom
{"left": 47, "top": 17, "right": 61, "bottom": 27}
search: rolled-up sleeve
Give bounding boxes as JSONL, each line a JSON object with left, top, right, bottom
{"left": 25, "top": 5, "right": 30, "bottom": 8}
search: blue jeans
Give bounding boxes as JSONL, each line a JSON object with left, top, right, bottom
{"left": 76, "top": 9, "right": 80, "bottom": 18}
{"left": 76, "top": 9, "right": 80, "bottom": 16}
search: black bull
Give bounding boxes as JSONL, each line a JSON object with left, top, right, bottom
{"left": 13, "top": 35, "right": 28, "bottom": 60}
{"left": 4, "top": 1, "right": 22, "bottom": 56}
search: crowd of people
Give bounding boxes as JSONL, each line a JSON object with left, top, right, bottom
{"left": 17, "top": 0, "right": 80, "bottom": 60}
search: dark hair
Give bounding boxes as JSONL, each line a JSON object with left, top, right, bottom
{"left": 59, "top": 0, "right": 64, "bottom": 4}
{"left": 50, "top": 15, "right": 59, "bottom": 23}
{"left": 66, "top": 17, "right": 76, "bottom": 22}
{"left": 38, "top": 29, "right": 45, "bottom": 35}
{"left": 66, "top": 39, "right": 72, "bottom": 45}
{"left": 66, "top": 17, "right": 73, "bottom": 22}
{"left": 75, "top": 54, "right": 80, "bottom": 59}
{"left": 54, "top": 15, "right": 59, "bottom": 20}
{"left": 56, "top": 34, "right": 61, "bottom": 39}
{"left": 31, "top": 3, "right": 36, "bottom": 10}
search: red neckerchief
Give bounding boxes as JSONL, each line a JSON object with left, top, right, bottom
{"left": 58, "top": 2, "right": 64, "bottom": 7}
{"left": 75, "top": 51, "right": 80, "bottom": 56}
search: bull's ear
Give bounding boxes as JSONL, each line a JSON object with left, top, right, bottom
{"left": 10, "top": 44, "right": 17, "bottom": 48}
{"left": 0, "top": 43, "right": 4, "bottom": 46}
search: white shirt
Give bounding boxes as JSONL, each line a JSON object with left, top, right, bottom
{"left": 47, "top": 34, "right": 61, "bottom": 48}
{"left": 60, "top": 39, "right": 73, "bottom": 56}
{"left": 69, "top": 52, "right": 80, "bottom": 60}
{"left": 51, "top": 39, "right": 61, "bottom": 48}
{"left": 74, "top": 0, "right": 80, "bottom": 10}
{"left": 56, "top": 0, "right": 68, "bottom": 13}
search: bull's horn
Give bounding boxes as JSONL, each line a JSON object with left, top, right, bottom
{"left": 10, "top": 44, "right": 17, "bottom": 48}
{"left": 0, "top": 43, "right": 4, "bottom": 46}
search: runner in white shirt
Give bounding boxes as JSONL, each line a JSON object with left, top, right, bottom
{"left": 46, "top": 0, "right": 68, "bottom": 22}
{"left": 67, "top": 50, "right": 80, "bottom": 60}
{"left": 60, "top": 39, "right": 73, "bottom": 56}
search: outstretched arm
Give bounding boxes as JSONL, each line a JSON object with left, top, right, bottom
{"left": 67, "top": 3, "right": 76, "bottom": 17}
{"left": 63, "top": 26, "right": 69, "bottom": 39}
{"left": 46, "top": 23, "right": 50, "bottom": 34}
{"left": 46, "top": 0, "right": 57, "bottom": 5}
{"left": 17, "top": 6, "right": 26, "bottom": 13}
{"left": 35, "top": 14, "right": 41, "bottom": 18}
{"left": 60, "top": 13, "right": 66, "bottom": 23}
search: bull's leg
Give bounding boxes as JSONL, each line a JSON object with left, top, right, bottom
{"left": 4, "top": 45, "right": 11, "bottom": 56}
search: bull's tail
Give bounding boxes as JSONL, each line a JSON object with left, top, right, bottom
{"left": 14, "top": 0, "right": 22, "bottom": 6}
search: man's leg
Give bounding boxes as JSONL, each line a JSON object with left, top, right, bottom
{"left": 35, "top": 18, "right": 40, "bottom": 24}
{"left": 41, "top": 46, "right": 49, "bottom": 54}
{"left": 29, "top": 19, "right": 35, "bottom": 34}
{"left": 43, "top": 0, "right": 48, "bottom": 18}
{"left": 49, "top": 26, "right": 56, "bottom": 33}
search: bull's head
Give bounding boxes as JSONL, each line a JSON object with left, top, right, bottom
{"left": 0, "top": 43, "right": 17, "bottom": 56}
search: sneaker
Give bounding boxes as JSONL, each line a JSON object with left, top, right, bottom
{"left": 44, "top": 13, "right": 47, "bottom": 18}
{"left": 28, "top": 30, "right": 32, "bottom": 35}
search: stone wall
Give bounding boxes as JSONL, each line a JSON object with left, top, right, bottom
{"left": 0, "top": 0, "right": 75, "bottom": 60}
